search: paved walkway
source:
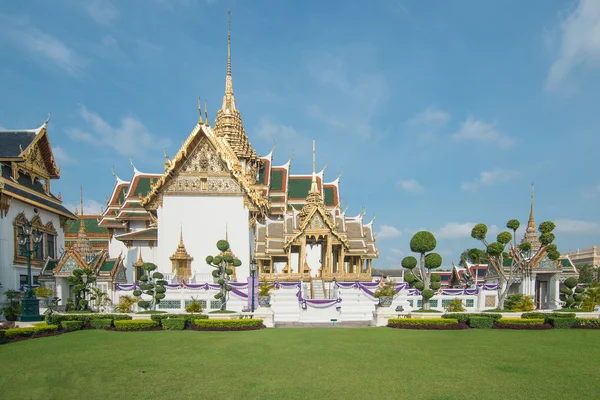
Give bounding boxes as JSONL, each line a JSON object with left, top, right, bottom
{"left": 274, "top": 321, "right": 373, "bottom": 328}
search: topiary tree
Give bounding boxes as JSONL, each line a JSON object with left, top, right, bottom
{"left": 67, "top": 268, "right": 96, "bottom": 311}
{"left": 401, "top": 231, "right": 442, "bottom": 310}
{"left": 470, "top": 219, "right": 561, "bottom": 310}
{"left": 133, "top": 263, "right": 166, "bottom": 311}
{"left": 205, "top": 240, "right": 242, "bottom": 311}
{"left": 560, "top": 277, "right": 580, "bottom": 309}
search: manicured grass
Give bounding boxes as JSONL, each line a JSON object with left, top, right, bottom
{"left": 1, "top": 329, "right": 599, "bottom": 400}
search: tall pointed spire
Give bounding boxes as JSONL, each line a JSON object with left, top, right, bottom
{"left": 74, "top": 186, "right": 95, "bottom": 263}
{"left": 213, "top": 10, "right": 258, "bottom": 168}
{"left": 310, "top": 139, "right": 318, "bottom": 193}
{"left": 528, "top": 181, "right": 535, "bottom": 229}
{"left": 79, "top": 186, "right": 85, "bottom": 233}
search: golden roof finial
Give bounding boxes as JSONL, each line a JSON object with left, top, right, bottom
{"left": 78, "top": 186, "right": 86, "bottom": 234}
{"left": 227, "top": 9, "right": 232, "bottom": 77}
{"left": 310, "top": 139, "right": 318, "bottom": 193}
{"left": 225, "top": 223, "right": 229, "bottom": 242}
{"left": 198, "top": 97, "right": 204, "bottom": 124}
{"left": 528, "top": 181, "right": 535, "bottom": 229}
{"left": 204, "top": 100, "right": 209, "bottom": 126}
{"left": 180, "top": 223, "right": 184, "bottom": 245}
{"left": 44, "top": 112, "right": 51, "bottom": 125}
{"left": 130, "top": 157, "right": 135, "bottom": 169}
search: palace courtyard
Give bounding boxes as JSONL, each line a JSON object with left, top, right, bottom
{"left": 1, "top": 328, "right": 598, "bottom": 400}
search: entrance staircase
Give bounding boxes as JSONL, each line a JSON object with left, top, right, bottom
{"left": 311, "top": 279, "right": 326, "bottom": 300}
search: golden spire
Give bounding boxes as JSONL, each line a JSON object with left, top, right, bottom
{"left": 227, "top": 9, "right": 232, "bottom": 77}
{"left": 204, "top": 101, "right": 208, "bottom": 126}
{"left": 79, "top": 186, "right": 85, "bottom": 233}
{"left": 528, "top": 181, "right": 535, "bottom": 229}
{"left": 180, "top": 223, "right": 184, "bottom": 245}
{"left": 198, "top": 97, "right": 203, "bottom": 124}
{"left": 222, "top": 9, "right": 236, "bottom": 112}
{"left": 74, "top": 186, "right": 95, "bottom": 262}
{"left": 310, "top": 139, "right": 318, "bottom": 193}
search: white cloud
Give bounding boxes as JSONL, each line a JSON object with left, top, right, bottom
{"left": 0, "top": 14, "right": 87, "bottom": 75}
{"left": 305, "top": 45, "right": 389, "bottom": 140}
{"left": 64, "top": 199, "right": 105, "bottom": 215}
{"left": 461, "top": 168, "right": 519, "bottom": 192}
{"left": 435, "top": 222, "right": 500, "bottom": 240}
{"left": 452, "top": 116, "right": 515, "bottom": 149}
{"left": 407, "top": 107, "right": 450, "bottom": 126}
{"left": 53, "top": 146, "right": 76, "bottom": 165}
{"left": 547, "top": 0, "right": 600, "bottom": 90}
{"left": 390, "top": 248, "right": 404, "bottom": 256}
{"left": 255, "top": 117, "right": 298, "bottom": 141}
{"left": 397, "top": 179, "right": 424, "bottom": 194}
{"left": 67, "top": 105, "right": 170, "bottom": 159}
{"left": 554, "top": 218, "right": 600, "bottom": 234}
{"left": 377, "top": 225, "right": 402, "bottom": 240}
{"left": 583, "top": 184, "right": 600, "bottom": 198}
{"left": 82, "top": 0, "right": 119, "bottom": 25}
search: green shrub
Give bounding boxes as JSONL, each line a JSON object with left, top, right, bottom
{"left": 150, "top": 313, "right": 208, "bottom": 324}
{"left": 469, "top": 316, "right": 494, "bottom": 329}
{"left": 49, "top": 313, "right": 131, "bottom": 328}
{"left": 444, "top": 298, "right": 465, "bottom": 312}
{"left": 62, "top": 321, "right": 83, "bottom": 331}
{"left": 521, "top": 312, "right": 544, "bottom": 320}
{"left": 162, "top": 318, "right": 185, "bottom": 330}
{"left": 504, "top": 294, "right": 535, "bottom": 311}
{"left": 90, "top": 319, "right": 113, "bottom": 329}
{"left": 0, "top": 330, "right": 5, "bottom": 344}
{"left": 496, "top": 318, "right": 544, "bottom": 325}
{"left": 388, "top": 318, "right": 459, "bottom": 326}
{"left": 443, "top": 313, "right": 502, "bottom": 323}
{"left": 547, "top": 317, "right": 576, "bottom": 329}
{"left": 114, "top": 320, "right": 159, "bottom": 331}
{"left": 574, "top": 318, "right": 600, "bottom": 328}
{"left": 193, "top": 319, "right": 264, "bottom": 330}
{"left": 3, "top": 325, "right": 59, "bottom": 339}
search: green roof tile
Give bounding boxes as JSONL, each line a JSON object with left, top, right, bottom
{"left": 131, "top": 177, "right": 158, "bottom": 198}
{"left": 100, "top": 260, "right": 116, "bottom": 272}
{"left": 288, "top": 178, "right": 311, "bottom": 199}
{"left": 66, "top": 218, "right": 110, "bottom": 235}
{"left": 270, "top": 170, "right": 284, "bottom": 191}
{"left": 324, "top": 186, "right": 335, "bottom": 205}
{"left": 257, "top": 163, "right": 267, "bottom": 185}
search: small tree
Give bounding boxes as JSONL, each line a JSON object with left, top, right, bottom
{"left": 582, "top": 283, "right": 600, "bottom": 311}
{"left": 89, "top": 286, "right": 111, "bottom": 312}
{"left": 205, "top": 240, "right": 242, "bottom": 311}
{"left": 133, "top": 263, "right": 166, "bottom": 311}
{"left": 401, "top": 231, "right": 442, "bottom": 310}
{"left": 470, "top": 219, "right": 560, "bottom": 310}
{"left": 68, "top": 268, "right": 96, "bottom": 311}
{"left": 560, "top": 277, "right": 581, "bottom": 309}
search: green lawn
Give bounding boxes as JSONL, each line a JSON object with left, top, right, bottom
{"left": 1, "top": 328, "right": 598, "bottom": 400}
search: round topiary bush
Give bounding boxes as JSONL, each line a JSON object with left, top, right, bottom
{"left": 421, "top": 289, "right": 435, "bottom": 300}
{"left": 216, "top": 240, "right": 230, "bottom": 252}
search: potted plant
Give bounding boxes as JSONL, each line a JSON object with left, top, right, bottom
{"left": 373, "top": 279, "right": 397, "bottom": 307}
{"left": 2, "top": 289, "right": 23, "bottom": 321}
{"left": 258, "top": 279, "right": 274, "bottom": 307}
{"left": 34, "top": 286, "right": 53, "bottom": 306}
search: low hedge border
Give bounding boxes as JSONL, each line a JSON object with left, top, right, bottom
{"left": 493, "top": 323, "right": 552, "bottom": 330}
{"left": 162, "top": 318, "right": 186, "bottom": 330}
{"left": 49, "top": 314, "right": 132, "bottom": 328}
{"left": 547, "top": 317, "right": 577, "bottom": 329}
{"left": 62, "top": 321, "right": 84, "bottom": 331}
{"left": 468, "top": 316, "right": 494, "bottom": 329}
{"left": 573, "top": 319, "right": 600, "bottom": 329}
{"left": 496, "top": 318, "right": 544, "bottom": 325}
{"left": 388, "top": 318, "right": 469, "bottom": 330}
{"left": 150, "top": 314, "right": 208, "bottom": 324}
{"left": 522, "top": 312, "right": 576, "bottom": 321}
{"left": 3, "top": 324, "right": 60, "bottom": 340}
{"left": 443, "top": 313, "right": 502, "bottom": 324}
{"left": 89, "top": 319, "right": 113, "bottom": 329}
{"left": 191, "top": 319, "right": 265, "bottom": 331}
{"left": 114, "top": 320, "right": 160, "bottom": 331}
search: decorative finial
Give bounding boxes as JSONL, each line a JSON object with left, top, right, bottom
{"left": 80, "top": 186, "right": 84, "bottom": 216}
{"left": 271, "top": 140, "right": 276, "bottom": 154}
{"left": 105, "top": 196, "right": 109, "bottom": 205}
{"left": 130, "top": 157, "right": 135, "bottom": 168}
{"left": 204, "top": 101, "right": 208, "bottom": 126}
{"left": 338, "top": 168, "right": 344, "bottom": 181}
{"left": 180, "top": 223, "right": 184, "bottom": 245}
{"left": 310, "top": 139, "right": 318, "bottom": 193}
{"left": 44, "top": 112, "right": 51, "bottom": 125}
{"left": 164, "top": 147, "right": 168, "bottom": 160}
{"left": 225, "top": 223, "right": 229, "bottom": 242}
{"left": 227, "top": 9, "right": 231, "bottom": 77}
{"left": 198, "top": 97, "right": 203, "bottom": 124}
{"left": 111, "top": 165, "right": 116, "bottom": 177}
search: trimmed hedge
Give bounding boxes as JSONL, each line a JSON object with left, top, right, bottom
{"left": 89, "top": 319, "right": 113, "bottom": 329}
{"left": 547, "top": 317, "right": 576, "bottom": 329}
{"left": 468, "top": 316, "right": 494, "bottom": 329}
{"left": 192, "top": 319, "right": 264, "bottom": 331}
{"left": 522, "top": 312, "right": 576, "bottom": 321}
{"left": 114, "top": 320, "right": 159, "bottom": 331}
{"left": 62, "top": 321, "right": 84, "bottom": 331}
{"left": 3, "top": 324, "right": 59, "bottom": 339}
{"left": 443, "top": 313, "right": 502, "bottom": 323}
{"left": 150, "top": 313, "right": 208, "bottom": 324}
{"left": 162, "top": 318, "right": 185, "bottom": 330}
{"left": 574, "top": 318, "right": 600, "bottom": 329}
{"left": 390, "top": 318, "right": 459, "bottom": 326}
{"left": 497, "top": 318, "right": 544, "bottom": 325}
{"left": 388, "top": 318, "right": 468, "bottom": 330}
{"left": 50, "top": 314, "right": 132, "bottom": 328}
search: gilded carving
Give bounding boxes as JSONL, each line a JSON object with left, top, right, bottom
{"left": 180, "top": 138, "right": 226, "bottom": 174}
{"left": 206, "top": 177, "right": 241, "bottom": 193}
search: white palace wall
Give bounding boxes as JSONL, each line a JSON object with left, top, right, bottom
{"left": 157, "top": 195, "right": 251, "bottom": 282}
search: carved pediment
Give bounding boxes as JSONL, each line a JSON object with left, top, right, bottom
{"left": 180, "top": 138, "right": 227, "bottom": 175}
{"left": 58, "top": 254, "right": 83, "bottom": 274}
{"left": 307, "top": 213, "right": 326, "bottom": 230}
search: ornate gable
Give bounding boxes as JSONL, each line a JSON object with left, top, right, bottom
{"left": 163, "top": 136, "right": 243, "bottom": 195}
{"left": 56, "top": 252, "right": 86, "bottom": 275}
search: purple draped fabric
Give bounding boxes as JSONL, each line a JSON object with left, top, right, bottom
{"left": 482, "top": 284, "right": 499, "bottom": 290}
{"left": 464, "top": 289, "right": 479, "bottom": 295}
{"left": 115, "top": 283, "right": 138, "bottom": 291}
{"left": 297, "top": 289, "right": 342, "bottom": 309}
{"left": 334, "top": 280, "right": 408, "bottom": 298}
{"left": 274, "top": 281, "right": 301, "bottom": 289}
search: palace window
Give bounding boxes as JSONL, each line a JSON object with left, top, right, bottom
{"left": 46, "top": 234, "right": 56, "bottom": 259}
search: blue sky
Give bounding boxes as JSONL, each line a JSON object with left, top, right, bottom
{"left": 1, "top": 0, "right": 599, "bottom": 268}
